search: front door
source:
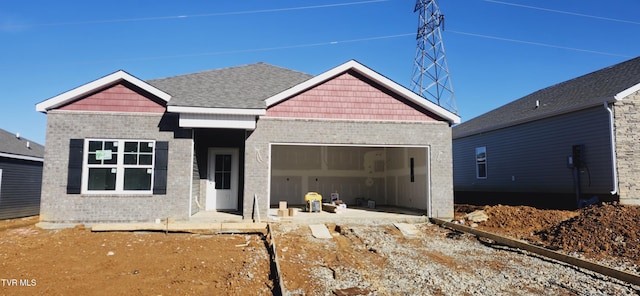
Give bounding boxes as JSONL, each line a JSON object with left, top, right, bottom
{"left": 207, "top": 148, "right": 239, "bottom": 211}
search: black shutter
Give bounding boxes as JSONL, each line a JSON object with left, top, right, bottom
{"left": 153, "top": 141, "right": 169, "bottom": 195}
{"left": 67, "top": 139, "right": 84, "bottom": 194}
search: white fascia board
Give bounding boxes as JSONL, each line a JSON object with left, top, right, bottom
{"left": 0, "top": 152, "right": 44, "bottom": 162}
{"left": 264, "top": 60, "right": 461, "bottom": 125}
{"left": 167, "top": 106, "right": 266, "bottom": 116}
{"left": 35, "top": 70, "right": 171, "bottom": 113}
{"left": 614, "top": 82, "right": 640, "bottom": 101}
{"left": 178, "top": 113, "right": 257, "bottom": 130}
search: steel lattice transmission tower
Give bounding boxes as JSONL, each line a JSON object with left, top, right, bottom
{"left": 411, "top": 0, "right": 458, "bottom": 114}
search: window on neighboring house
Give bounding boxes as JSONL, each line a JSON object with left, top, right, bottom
{"left": 84, "top": 139, "right": 155, "bottom": 193}
{"left": 0, "top": 169, "right": 3, "bottom": 196}
{"left": 476, "top": 147, "right": 487, "bottom": 179}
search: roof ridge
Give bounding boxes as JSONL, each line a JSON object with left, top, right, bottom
{"left": 147, "top": 62, "right": 310, "bottom": 82}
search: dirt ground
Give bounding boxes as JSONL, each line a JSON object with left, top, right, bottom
{"left": 1, "top": 202, "right": 639, "bottom": 295}
{"left": 0, "top": 219, "right": 274, "bottom": 295}
{"left": 454, "top": 202, "right": 640, "bottom": 267}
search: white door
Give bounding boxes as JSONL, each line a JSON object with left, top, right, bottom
{"left": 206, "top": 148, "right": 239, "bottom": 211}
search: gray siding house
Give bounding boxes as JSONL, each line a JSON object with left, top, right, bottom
{"left": 453, "top": 56, "right": 640, "bottom": 208}
{"left": 0, "top": 129, "right": 44, "bottom": 219}
{"left": 36, "top": 60, "right": 459, "bottom": 223}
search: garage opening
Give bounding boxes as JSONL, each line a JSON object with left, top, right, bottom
{"left": 269, "top": 144, "right": 430, "bottom": 211}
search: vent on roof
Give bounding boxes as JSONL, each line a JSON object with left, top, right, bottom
{"left": 16, "top": 132, "right": 20, "bottom": 139}
{"left": 535, "top": 100, "right": 540, "bottom": 109}
{"left": 26, "top": 141, "right": 31, "bottom": 149}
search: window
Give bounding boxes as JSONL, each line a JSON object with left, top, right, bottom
{"left": 214, "top": 154, "right": 232, "bottom": 189}
{"left": 84, "top": 139, "right": 155, "bottom": 193}
{"left": 476, "top": 147, "right": 487, "bottom": 179}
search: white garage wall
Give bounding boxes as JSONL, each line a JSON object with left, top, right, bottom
{"left": 270, "top": 145, "right": 429, "bottom": 208}
{"left": 385, "top": 147, "right": 430, "bottom": 209}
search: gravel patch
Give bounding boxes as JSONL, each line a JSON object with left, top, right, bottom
{"left": 273, "top": 222, "right": 640, "bottom": 295}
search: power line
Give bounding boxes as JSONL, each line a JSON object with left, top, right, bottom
{"left": 447, "top": 30, "right": 633, "bottom": 58}
{"left": 484, "top": 0, "right": 640, "bottom": 26}
{"left": 2, "top": 30, "right": 629, "bottom": 70}
{"left": 2, "top": 0, "right": 388, "bottom": 29}
{"left": 0, "top": 33, "right": 414, "bottom": 68}
{"left": 92, "top": 33, "right": 417, "bottom": 62}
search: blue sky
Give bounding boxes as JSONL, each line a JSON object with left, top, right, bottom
{"left": 1, "top": 0, "right": 638, "bottom": 145}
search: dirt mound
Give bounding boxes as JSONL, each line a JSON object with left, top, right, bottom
{"left": 457, "top": 204, "right": 578, "bottom": 241}
{"left": 537, "top": 203, "right": 640, "bottom": 263}
{"left": 457, "top": 203, "right": 640, "bottom": 266}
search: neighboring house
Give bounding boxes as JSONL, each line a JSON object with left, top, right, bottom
{"left": 453, "top": 56, "right": 640, "bottom": 208}
{"left": 36, "top": 60, "right": 460, "bottom": 223}
{"left": 0, "top": 129, "right": 44, "bottom": 219}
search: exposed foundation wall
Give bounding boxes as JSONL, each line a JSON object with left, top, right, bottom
{"left": 40, "top": 111, "right": 193, "bottom": 223}
{"left": 244, "top": 117, "right": 454, "bottom": 220}
{"left": 614, "top": 90, "right": 640, "bottom": 205}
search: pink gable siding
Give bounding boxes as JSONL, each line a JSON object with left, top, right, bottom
{"left": 59, "top": 83, "right": 166, "bottom": 113}
{"left": 266, "top": 71, "right": 438, "bottom": 121}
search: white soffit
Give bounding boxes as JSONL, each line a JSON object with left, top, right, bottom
{"left": 35, "top": 70, "right": 171, "bottom": 113}
{"left": 178, "top": 113, "right": 257, "bottom": 130}
{"left": 264, "top": 60, "right": 461, "bottom": 125}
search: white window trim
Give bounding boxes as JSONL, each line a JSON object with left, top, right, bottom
{"left": 81, "top": 139, "right": 156, "bottom": 195}
{"left": 0, "top": 169, "right": 3, "bottom": 196}
{"left": 476, "top": 147, "right": 487, "bottom": 179}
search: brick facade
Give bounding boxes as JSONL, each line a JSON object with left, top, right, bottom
{"left": 613, "top": 90, "right": 640, "bottom": 205}
{"left": 243, "top": 117, "right": 454, "bottom": 219}
{"left": 40, "top": 111, "right": 193, "bottom": 223}
{"left": 39, "top": 62, "right": 458, "bottom": 223}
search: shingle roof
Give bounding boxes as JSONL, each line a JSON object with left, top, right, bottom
{"left": 0, "top": 128, "right": 44, "bottom": 159}
{"left": 147, "top": 63, "right": 313, "bottom": 109}
{"left": 453, "top": 56, "right": 640, "bottom": 138}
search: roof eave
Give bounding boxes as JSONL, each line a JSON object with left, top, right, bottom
{"left": 0, "top": 152, "right": 44, "bottom": 162}
{"left": 614, "top": 82, "right": 640, "bottom": 101}
{"left": 35, "top": 70, "right": 172, "bottom": 113}
{"left": 453, "top": 98, "right": 613, "bottom": 139}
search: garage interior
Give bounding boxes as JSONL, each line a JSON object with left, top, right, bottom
{"left": 269, "top": 144, "right": 430, "bottom": 210}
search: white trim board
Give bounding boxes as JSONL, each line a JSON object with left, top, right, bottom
{"left": 178, "top": 113, "right": 258, "bottom": 130}
{"left": 167, "top": 106, "right": 265, "bottom": 116}
{"left": 614, "top": 82, "right": 640, "bottom": 101}
{"left": 0, "top": 152, "right": 44, "bottom": 162}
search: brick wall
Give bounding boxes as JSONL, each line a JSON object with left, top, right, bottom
{"left": 613, "top": 90, "right": 640, "bottom": 205}
{"left": 40, "top": 111, "right": 193, "bottom": 223}
{"left": 243, "top": 117, "right": 454, "bottom": 219}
